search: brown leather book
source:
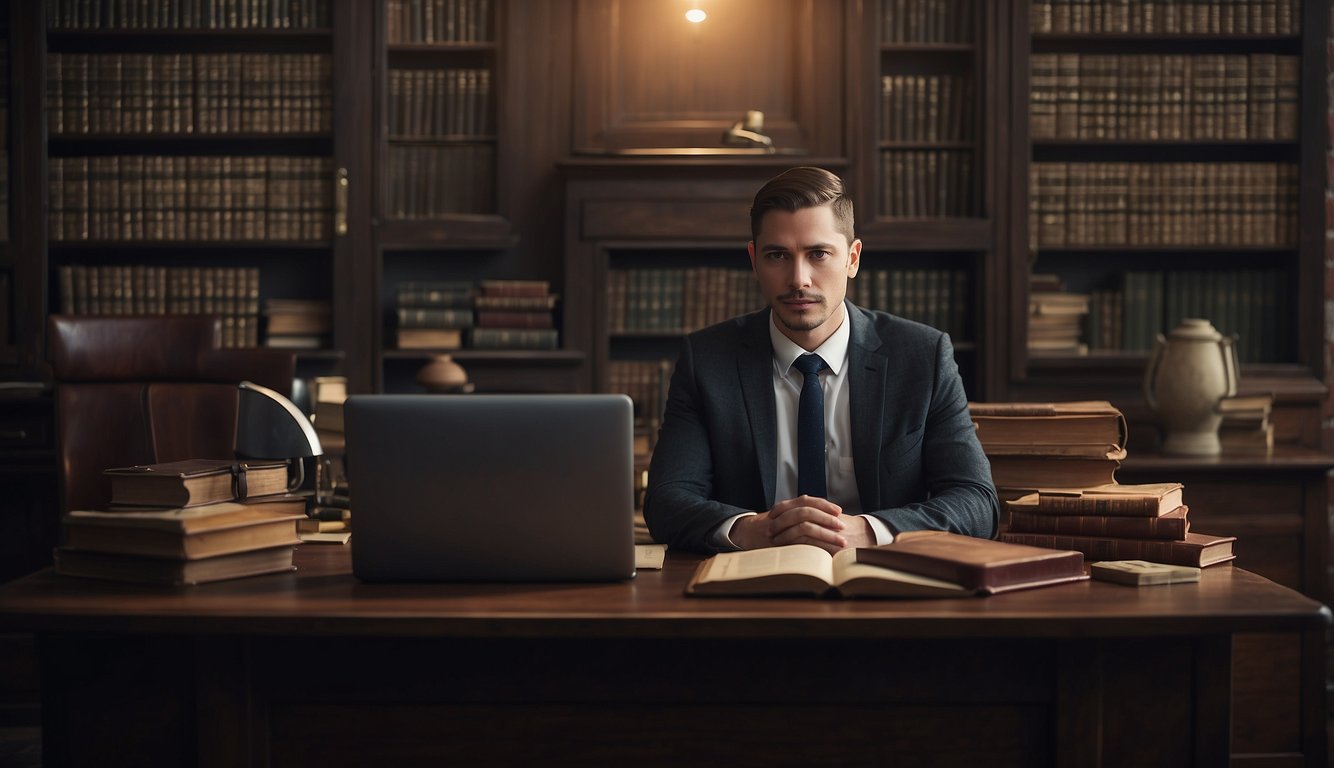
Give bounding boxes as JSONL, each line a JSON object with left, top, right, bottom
{"left": 998, "top": 531, "right": 1236, "bottom": 568}
{"left": 855, "top": 530, "right": 1089, "bottom": 595}
{"left": 104, "top": 458, "right": 289, "bottom": 508}
{"left": 1007, "top": 505, "right": 1189, "bottom": 541}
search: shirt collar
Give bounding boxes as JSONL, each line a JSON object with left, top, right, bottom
{"left": 768, "top": 306, "right": 850, "bottom": 378}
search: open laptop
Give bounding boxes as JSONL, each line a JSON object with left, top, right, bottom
{"left": 344, "top": 393, "right": 637, "bottom": 582}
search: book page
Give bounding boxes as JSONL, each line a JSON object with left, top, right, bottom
{"left": 695, "top": 544, "right": 833, "bottom": 585}
{"left": 831, "top": 549, "right": 966, "bottom": 593}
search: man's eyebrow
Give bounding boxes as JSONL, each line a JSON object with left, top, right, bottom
{"left": 759, "top": 242, "right": 835, "bottom": 253}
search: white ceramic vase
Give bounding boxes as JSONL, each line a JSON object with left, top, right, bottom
{"left": 1143, "top": 318, "right": 1238, "bottom": 456}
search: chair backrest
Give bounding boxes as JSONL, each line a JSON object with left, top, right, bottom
{"left": 47, "top": 315, "right": 297, "bottom": 513}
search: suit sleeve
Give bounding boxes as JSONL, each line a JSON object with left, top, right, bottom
{"left": 643, "top": 336, "right": 756, "bottom": 553}
{"left": 866, "top": 332, "right": 999, "bottom": 539}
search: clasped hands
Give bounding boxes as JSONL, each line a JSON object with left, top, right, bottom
{"left": 729, "top": 495, "right": 874, "bottom": 553}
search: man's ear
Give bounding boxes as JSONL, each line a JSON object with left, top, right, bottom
{"left": 847, "top": 239, "right": 862, "bottom": 278}
{"left": 747, "top": 241, "right": 757, "bottom": 271}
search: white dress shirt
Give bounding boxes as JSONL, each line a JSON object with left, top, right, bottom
{"left": 710, "top": 310, "right": 894, "bottom": 549}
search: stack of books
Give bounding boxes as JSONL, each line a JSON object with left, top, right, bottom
{"left": 470, "top": 279, "right": 559, "bottom": 350}
{"left": 1027, "top": 272, "right": 1089, "bottom": 356}
{"left": 53, "top": 458, "right": 306, "bottom": 586}
{"left": 395, "top": 280, "right": 475, "bottom": 350}
{"left": 998, "top": 482, "right": 1237, "bottom": 568}
{"left": 969, "top": 400, "right": 1128, "bottom": 501}
{"left": 1217, "top": 393, "right": 1274, "bottom": 454}
{"left": 264, "top": 298, "right": 331, "bottom": 349}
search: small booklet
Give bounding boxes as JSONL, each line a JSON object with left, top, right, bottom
{"left": 685, "top": 530, "right": 1089, "bottom": 598}
{"left": 1089, "top": 560, "right": 1201, "bottom": 586}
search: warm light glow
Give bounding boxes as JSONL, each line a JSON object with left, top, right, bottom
{"left": 685, "top": 8, "right": 707, "bottom": 22}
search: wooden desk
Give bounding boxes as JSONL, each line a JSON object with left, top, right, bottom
{"left": 0, "top": 546, "right": 1327, "bottom": 768}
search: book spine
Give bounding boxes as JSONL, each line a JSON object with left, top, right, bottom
{"left": 1035, "top": 495, "right": 1161, "bottom": 516}
{"left": 997, "top": 532, "right": 1207, "bottom": 568}
{"left": 1007, "top": 510, "right": 1187, "bottom": 540}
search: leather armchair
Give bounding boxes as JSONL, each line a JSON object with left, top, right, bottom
{"left": 47, "top": 315, "right": 297, "bottom": 514}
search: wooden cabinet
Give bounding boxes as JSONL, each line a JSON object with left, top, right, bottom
{"left": 36, "top": 0, "right": 349, "bottom": 389}
{"left": 1004, "top": 0, "right": 1326, "bottom": 416}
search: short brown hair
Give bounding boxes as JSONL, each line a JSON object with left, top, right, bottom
{"left": 749, "top": 167, "right": 856, "bottom": 244}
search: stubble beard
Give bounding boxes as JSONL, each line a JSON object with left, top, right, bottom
{"left": 774, "top": 291, "right": 828, "bottom": 333}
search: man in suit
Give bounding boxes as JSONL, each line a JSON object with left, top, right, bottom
{"left": 644, "top": 167, "right": 998, "bottom": 553}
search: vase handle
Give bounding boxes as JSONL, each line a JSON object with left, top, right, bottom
{"left": 1220, "top": 335, "right": 1239, "bottom": 398}
{"left": 1143, "top": 333, "right": 1167, "bottom": 411}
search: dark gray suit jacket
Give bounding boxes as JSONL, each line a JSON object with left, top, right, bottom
{"left": 643, "top": 302, "right": 998, "bottom": 553}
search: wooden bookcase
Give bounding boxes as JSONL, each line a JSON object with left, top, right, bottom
{"left": 372, "top": 0, "right": 582, "bottom": 394}
{"left": 24, "top": 0, "right": 349, "bottom": 387}
{"left": 0, "top": 1, "right": 9, "bottom": 363}
{"left": 1004, "top": 0, "right": 1327, "bottom": 443}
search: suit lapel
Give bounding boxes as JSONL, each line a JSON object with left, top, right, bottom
{"left": 737, "top": 311, "right": 777, "bottom": 507}
{"left": 848, "top": 304, "right": 888, "bottom": 511}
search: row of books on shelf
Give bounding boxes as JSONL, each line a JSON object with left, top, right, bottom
{"left": 1027, "top": 270, "right": 1283, "bottom": 362}
{"left": 1030, "top": 53, "right": 1299, "bottom": 142}
{"left": 48, "top": 53, "right": 333, "bottom": 136}
{"left": 388, "top": 68, "right": 492, "bottom": 139}
{"left": 385, "top": 145, "right": 495, "bottom": 219}
{"left": 1101, "top": 270, "right": 1280, "bottom": 361}
{"left": 879, "top": 75, "right": 974, "bottom": 143}
{"left": 851, "top": 268, "right": 970, "bottom": 340}
{"left": 609, "top": 359, "right": 672, "bottom": 434}
{"left": 606, "top": 268, "right": 761, "bottom": 335}
{"left": 880, "top": 0, "right": 973, "bottom": 43}
{"left": 385, "top": 0, "right": 493, "bottom": 44}
{"left": 1030, "top": 0, "right": 1300, "bottom": 35}
{"left": 395, "top": 279, "right": 558, "bottom": 350}
{"left": 46, "top": 0, "right": 332, "bottom": 29}
{"left": 53, "top": 459, "right": 317, "bottom": 587}
{"left": 968, "top": 400, "right": 1238, "bottom": 570}
{"left": 59, "top": 263, "right": 258, "bottom": 316}
{"left": 48, "top": 155, "right": 334, "bottom": 242}
{"left": 878, "top": 149, "right": 977, "bottom": 218}
{"left": 1029, "top": 161, "right": 1298, "bottom": 248}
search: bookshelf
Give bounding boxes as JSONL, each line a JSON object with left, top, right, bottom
{"left": 35, "top": 0, "right": 348, "bottom": 382}
{"left": 1009, "top": 0, "right": 1323, "bottom": 422}
{"left": 372, "top": 0, "right": 570, "bottom": 393}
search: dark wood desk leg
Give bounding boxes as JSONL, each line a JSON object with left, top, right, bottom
{"left": 195, "top": 636, "right": 257, "bottom": 768}
{"left": 1193, "top": 634, "right": 1231, "bottom": 768}
{"left": 1056, "top": 640, "right": 1103, "bottom": 768}
{"left": 1301, "top": 628, "right": 1328, "bottom": 768}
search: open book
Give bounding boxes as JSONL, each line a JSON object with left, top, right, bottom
{"left": 686, "top": 531, "right": 1089, "bottom": 598}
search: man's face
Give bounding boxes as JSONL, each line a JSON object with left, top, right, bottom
{"left": 747, "top": 205, "right": 861, "bottom": 350}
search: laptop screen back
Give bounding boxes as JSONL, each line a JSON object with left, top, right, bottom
{"left": 345, "top": 394, "right": 636, "bottom": 581}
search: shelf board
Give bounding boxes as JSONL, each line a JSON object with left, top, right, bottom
{"left": 880, "top": 43, "right": 974, "bottom": 52}
{"left": 386, "top": 135, "right": 498, "bottom": 145}
{"left": 879, "top": 141, "right": 975, "bottom": 150}
{"left": 1031, "top": 139, "right": 1298, "bottom": 148}
{"left": 47, "top": 240, "right": 332, "bottom": 250}
{"left": 1030, "top": 33, "right": 1301, "bottom": 55}
{"left": 1035, "top": 244, "right": 1296, "bottom": 254}
{"left": 291, "top": 349, "right": 345, "bottom": 362}
{"left": 46, "top": 29, "right": 334, "bottom": 53}
{"left": 387, "top": 42, "right": 496, "bottom": 52}
{"left": 858, "top": 218, "right": 992, "bottom": 251}
{"left": 377, "top": 216, "right": 518, "bottom": 250}
{"left": 383, "top": 349, "right": 584, "bottom": 364}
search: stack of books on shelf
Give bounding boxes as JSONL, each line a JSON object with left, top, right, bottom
{"left": 264, "top": 298, "right": 331, "bottom": 349}
{"left": 396, "top": 280, "right": 475, "bottom": 350}
{"left": 998, "top": 482, "right": 1237, "bottom": 569}
{"left": 969, "top": 400, "right": 1127, "bottom": 501}
{"left": 53, "top": 458, "right": 306, "bottom": 586}
{"left": 306, "top": 375, "right": 351, "bottom": 544}
{"left": 1216, "top": 393, "right": 1275, "bottom": 455}
{"left": 1027, "top": 273, "right": 1089, "bottom": 357}
{"left": 470, "top": 279, "right": 558, "bottom": 350}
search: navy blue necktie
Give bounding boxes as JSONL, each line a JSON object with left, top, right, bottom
{"left": 793, "top": 353, "right": 828, "bottom": 498}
